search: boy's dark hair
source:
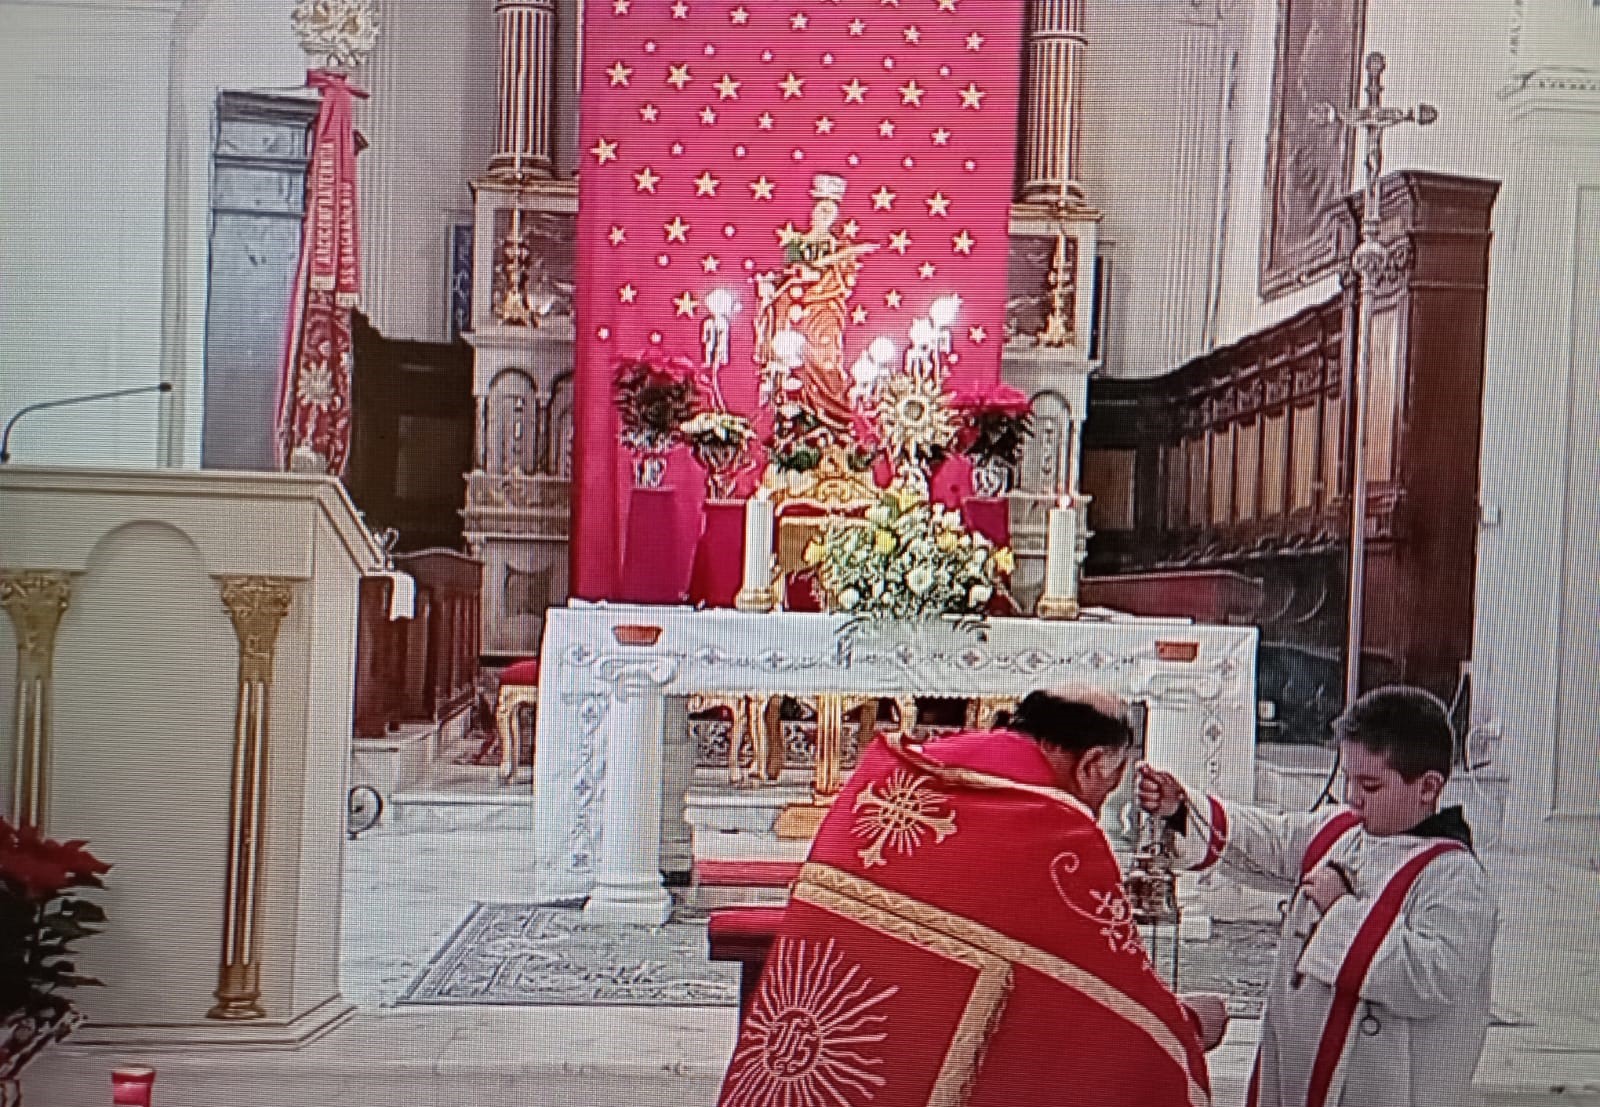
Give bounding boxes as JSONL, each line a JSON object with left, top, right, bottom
{"left": 999, "top": 689, "right": 1136, "bottom": 754}
{"left": 1333, "top": 685, "right": 1454, "bottom": 781}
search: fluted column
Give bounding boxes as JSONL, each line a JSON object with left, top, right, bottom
{"left": 489, "top": 0, "right": 558, "bottom": 177}
{"left": 1020, "top": 0, "right": 1089, "bottom": 205}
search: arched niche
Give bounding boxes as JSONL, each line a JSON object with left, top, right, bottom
{"left": 546, "top": 370, "right": 574, "bottom": 478}
{"left": 1023, "top": 389, "right": 1075, "bottom": 495}
{"left": 485, "top": 367, "right": 538, "bottom": 475}
{"left": 51, "top": 520, "right": 239, "bottom": 1024}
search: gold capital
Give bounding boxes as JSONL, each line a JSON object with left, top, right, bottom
{"left": 0, "top": 570, "right": 75, "bottom": 830}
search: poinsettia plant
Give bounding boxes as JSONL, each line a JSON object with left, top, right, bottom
{"left": 612, "top": 350, "right": 702, "bottom": 455}
{"left": 1, "top": 817, "right": 110, "bottom": 1025}
{"left": 952, "top": 384, "right": 1035, "bottom": 469}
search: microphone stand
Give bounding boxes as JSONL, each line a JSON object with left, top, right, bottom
{"left": 1, "top": 382, "right": 173, "bottom": 463}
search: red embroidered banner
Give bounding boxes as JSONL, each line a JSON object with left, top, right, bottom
{"left": 572, "top": 0, "right": 1029, "bottom": 598}
{"left": 276, "top": 69, "right": 366, "bottom": 476}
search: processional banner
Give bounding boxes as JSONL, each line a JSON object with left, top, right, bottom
{"left": 571, "top": 0, "right": 1029, "bottom": 598}
{"left": 276, "top": 69, "right": 365, "bottom": 477}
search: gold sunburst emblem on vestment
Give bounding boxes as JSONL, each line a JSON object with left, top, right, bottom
{"left": 852, "top": 769, "right": 958, "bottom": 869}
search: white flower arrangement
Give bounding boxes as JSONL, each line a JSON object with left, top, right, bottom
{"left": 805, "top": 488, "right": 1015, "bottom": 621}
{"left": 680, "top": 411, "right": 757, "bottom": 448}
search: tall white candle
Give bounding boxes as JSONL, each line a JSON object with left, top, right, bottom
{"left": 741, "top": 494, "right": 775, "bottom": 598}
{"left": 1044, "top": 503, "right": 1078, "bottom": 599}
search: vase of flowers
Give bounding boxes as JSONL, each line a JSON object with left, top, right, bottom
{"left": 953, "top": 384, "right": 1034, "bottom": 497}
{"left": 612, "top": 351, "right": 701, "bottom": 488}
{"left": 680, "top": 410, "right": 757, "bottom": 500}
{"left": 805, "top": 487, "right": 1015, "bottom": 621}
{"left": 1, "top": 818, "right": 111, "bottom": 1106}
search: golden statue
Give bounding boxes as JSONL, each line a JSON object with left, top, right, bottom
{"left": 753, "top": 174, "right": 878, "bottom": 434}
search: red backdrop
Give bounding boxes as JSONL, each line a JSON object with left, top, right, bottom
{"left": 572, "top": 0, "right": 1028, "bottom": 598}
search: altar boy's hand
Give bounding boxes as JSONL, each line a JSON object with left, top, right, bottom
{"left": 1136, "top": 762, "right": 1184, "bottom": 819}
{"left": 1301, "top": 865, "right": 1352, "bottom": 913}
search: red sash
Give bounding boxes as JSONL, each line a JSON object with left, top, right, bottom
{"left": 1196, "top": 794, "right": 1231, "bottom": 872}
{"left": 1303, "top": 840, "right": 1466, "bottom": 1107}
{"left": 716, "top": 731, "right": 1212, "bottom": 1107}
{"left": 1299, "top": 810, "right": 1362, "bottom": 878}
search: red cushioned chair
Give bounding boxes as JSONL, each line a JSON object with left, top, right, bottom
{"left": 495, "top": 657, "right": 540, "bottom": 782}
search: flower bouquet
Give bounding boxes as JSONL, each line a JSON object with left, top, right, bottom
{"left": 805, "top": 487, "right": 1015, "bottom": 621}
{"left": 680, "top": 410, "right": 757, "bottom": 500}
{"left": 953, "top": 384, "right": 1034, "bottom": 496}
{"left": 612, "top": 350, "right": 701, "bottom": 487}
{"left": 1, "top": 818, "right": 111, "bottom": 1103}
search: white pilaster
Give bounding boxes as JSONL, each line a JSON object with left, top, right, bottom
{"left": 1474, "top": 60, "right": 1600, "bottom": 863}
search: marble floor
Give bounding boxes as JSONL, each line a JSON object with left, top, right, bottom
{"left": 338, "top": 817, "right": 1600, "bottom": 1105}
{"left": 25, "top": 811, "right": 1600, "bottom": 1106}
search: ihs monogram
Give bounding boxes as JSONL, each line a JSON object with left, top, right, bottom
{"left": 852, "top": 770, "right": 957, "bottom": 869}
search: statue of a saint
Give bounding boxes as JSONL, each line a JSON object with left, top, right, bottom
{"left": 753, "top": 174, "right": 877, "bottom": 434}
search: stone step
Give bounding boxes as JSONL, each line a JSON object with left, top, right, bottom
{"left": 385, "top": 788, "right": 534, "bottom": 833}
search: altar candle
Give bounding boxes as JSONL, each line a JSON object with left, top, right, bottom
{"left": 1044, "top": 502, "right": 1078, "bottom": 599}
{"left": 741, "top": 494, "right": 774, "bottom": 597}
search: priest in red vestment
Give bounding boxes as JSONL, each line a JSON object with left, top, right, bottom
{"left": 716, "top": 688, "right": 1225, "bottom": 1107}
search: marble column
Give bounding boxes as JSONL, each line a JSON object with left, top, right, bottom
{"left": 1019, "top": 0, "right": 1089, "bottom": 204}
{"left": 584, "top": 660, "right": 678, "bottom": 925}
{"left": 489, "top": 0, "right": 558, "bottom": 177}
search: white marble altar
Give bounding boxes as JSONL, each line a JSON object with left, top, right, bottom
{"left": 532, "top": 603, "right": 1258, "bottom": 924}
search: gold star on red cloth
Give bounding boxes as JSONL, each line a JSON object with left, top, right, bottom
{"left": 572, "top": 0, "right": 1028, "bottom": 597}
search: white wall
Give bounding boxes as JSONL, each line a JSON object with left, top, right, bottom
{"left": 0, "top": 0, "right": 182, "bottom": 468}
{"left": 1471, "top": 0, "right": 1600, "bottom": 863}
{"left": 358, "top": 0, "right": 498, "bottom": 344}
{"left": 0, "top": 0, "right": 307, "bottom": 471}
{"left": 1079, "top": 0, "right": 1232, "bottom": 376}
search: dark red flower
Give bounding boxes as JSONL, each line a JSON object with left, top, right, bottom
{"left": 0, "top": 819, "right": 110, "bottom": 900}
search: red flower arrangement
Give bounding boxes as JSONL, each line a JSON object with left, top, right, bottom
{"left": 612, "top": 349, "right": 703, "bottom": 450}
{"left": 1, "top": 817, "right": 110, "bottom": 1093}
{"left": 953, "top": 384, "right": 1035, "bottom": 469}
{"left": 612, "top": 350, "right": 703, "bottom": 486}
{"left": 1, "top": 817, "right": 110, "bottom": 1023}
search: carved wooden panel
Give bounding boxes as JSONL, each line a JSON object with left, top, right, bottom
{"left": 1262, "top": 411, "right": 1288, "bottom": 519}
{"left": 1082, "top": 172, "right": 1496, "bottom": 740}
{"left": 1363, "top": 306, "right": 1402, "bottom": 483}
{"left": 1290, "top": 403, "right": 1320, "bottom": 512}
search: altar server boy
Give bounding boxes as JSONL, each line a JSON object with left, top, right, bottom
{"left": 1137, "top": 685, "right": 1498, "bottom": 1107}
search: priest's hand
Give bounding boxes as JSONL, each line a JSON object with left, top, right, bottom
{"left": 1136, "top": 762, "right": 1184, "bottom": 819}
{"left": 1180, "top": 992, "right": 1230, "bottom": 1051}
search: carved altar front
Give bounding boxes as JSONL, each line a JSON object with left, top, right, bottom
{"left": 531, "top": 603, "right": 1257, "bottom": 925}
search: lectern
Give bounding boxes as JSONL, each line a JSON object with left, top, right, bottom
{"left": 0, "top": 468, "right": 386, "bottom": 1048}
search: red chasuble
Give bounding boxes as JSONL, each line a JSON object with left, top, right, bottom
{"left": 717, "top": 730, "right": 1213, "bottom": 1107}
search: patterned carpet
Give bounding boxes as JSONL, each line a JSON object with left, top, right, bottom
{"left": 397, "top": 903, "right": 740, "bottom": 1007}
